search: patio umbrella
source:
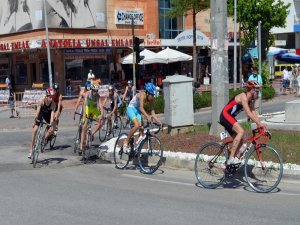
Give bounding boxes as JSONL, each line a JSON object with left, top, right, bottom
{"left": 267, "top": 47, "right": 288, "bottom": 56}
{"left": 120, "top": 49, "right": 165, "bottom": 65}
{"left": 155, "top": 47, "right": 192, "bottom": 64}
{"left": 276, "top": 53, "right": 300, "bottom": 63}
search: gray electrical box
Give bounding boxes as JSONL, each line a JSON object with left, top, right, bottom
{"left": 163, "top": 75, "right": 194, "bottom": 127}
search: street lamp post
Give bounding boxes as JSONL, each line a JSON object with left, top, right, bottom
{"left": 233, "top": 0, "right": 237, "bottom": 91}
{"left": 43, "top": 0, "right": 53, "bottom": 88}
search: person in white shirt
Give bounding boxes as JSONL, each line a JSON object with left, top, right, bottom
{"left": 282, "top": 67, "right": 289, "bottom": 94}
{"left": 87, "top": 69, "right": 95, "bottom": 81}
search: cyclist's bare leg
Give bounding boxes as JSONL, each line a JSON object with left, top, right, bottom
{"left": 92, "top": 118, "right": 103, "bottom": 137}
{"left": 124, "top": 118, "right": 141, "bottom": 146}
{"left": 229, "top": 123, "right": 244, "bottom": 159}
{"left": 29, "top": 125, "right": 39, "bottom": 154}
{"left": 80, "top": 120, "right": 88, "bottom": 151}
{"left": 45, "top": 121, "right": 56, "bottom": 140}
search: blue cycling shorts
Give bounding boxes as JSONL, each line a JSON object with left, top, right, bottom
{"left": 127, "top": 106, "right": 142, "bottom": 122}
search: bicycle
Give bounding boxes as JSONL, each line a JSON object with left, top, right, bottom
{"left": 81, "top": 115, "right": 98, "bottom": 164}
{"left": 194, "top": 127, "right": 283, "bottom": 193}
{"left": 73, "top": 112, "right": 83, "bottom": 154}
{"left": 32, "top": 119, "right": 51, "bottom": 168}
{"left": 113, "top": 122, "right": 163, "bottom": 174}
{"left": 99, "top": 106, "right": 122, "bottom": 142}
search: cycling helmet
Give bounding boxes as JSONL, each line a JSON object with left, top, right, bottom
{"left": 85, "top": 81, "right": 91, "bottom": 91}
{"left": 46, "top": 88, "right": 55, "bottom": 96}
{"left": 53, "top": 83, "right": 59, "bottom": 90}
{"left": 246, "top": 80, "right": 260, "bottom": 91}
{"left": 108, "top": 85, "right": 114, "bottom": 92}
{"left": 144, "top": 82, "right": 156, "bottom": 95}
{"left": 128, "top": 80, "right": 133, "bottom": 84}
{"left": 90, "top": 83, "right": 99, "bottom": 92}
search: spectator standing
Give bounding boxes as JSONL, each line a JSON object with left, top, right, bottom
{"left": 296, "top": 67, "right": 300, "bottom": 97}
{"left": 282, "top": 66, "right": 289, "bottom": 94}
{"left": 8, "top": 89, "right": 17, "bottom": 118}
{"left": 66, "top": 78, "right": 71, "bottom": 96}
{"left": 248, "top": 67, "right": 263, "bottom": 112}
{"left": 87, "top": 69, "right": 95, "bottom": 81}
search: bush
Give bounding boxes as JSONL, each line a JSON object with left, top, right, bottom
{"left": 193, "top": 92, "right": 211, "bottom": 110}
{"left": 262, "top": 86, "right": 276, "bottom": 100}
{"left": 143, "top": 95, "right": 164, "bottom": 114}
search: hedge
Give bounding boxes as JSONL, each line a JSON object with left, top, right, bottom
{"left": 124, "top": 86, "right": 276, "bottom": 114}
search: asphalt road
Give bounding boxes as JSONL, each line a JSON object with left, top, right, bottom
{"left": 0, "top": 129, "right": 300, "bottom": 225}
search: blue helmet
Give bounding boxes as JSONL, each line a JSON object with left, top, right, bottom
{"left": 85, "top": 81, "right": 91, "bottom": 91}
{"left": 144, "top": 82, "right": 156, "bottom": 95}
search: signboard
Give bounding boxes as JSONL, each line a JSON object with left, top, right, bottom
{"left": 115, "top": 10, "right": 144, "bottom": 25}
{"left": 0, "top": 89, "right": 9, "bottom": 103}
{"left": 22, "top": 90, "right": 45, "bottom": 104}
{"left": 275, "top": 40, "right": 286, "bottom": 46}
{"left": 204, "top": 77, "right": 210, "bottom": 85}
{"left": 174, "top": 29, "right": 210, "bottom": 46}
{"left": 98, "top": 85, "right": 109, "bottom": 97}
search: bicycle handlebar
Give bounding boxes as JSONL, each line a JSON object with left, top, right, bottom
{"left": 36, "top": 119, "right": 51, "bottom": 127}
{"left": 144, "top": 121, "right": 164, "bottom": 134}
{"left": 74, "top": 111, "right": 83, "bottom": 120}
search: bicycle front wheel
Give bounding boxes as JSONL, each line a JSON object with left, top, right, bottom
{"left": 83, "top": 131, "right": 92, "bottom": 164}
{"left": 32, "top": 128, "right": 42, "bottom": 168}
{"left": 244, "top": 144, "right": 283, "bottom": 193}
{"left": 49, "top": 135, "right": 56, "bottom": 149}
{"left": 73, "top": 125, "right": 81, "bottom": 153}
{"left": 195, "top": 142, "right": 227, "bottom": 189}
{"left": 138, "top": 136, "right": 163, "bottom": 174}
{"left": 112, "top": 116, "right": 122, "bottom": 137}
{"left": 99, "top": 119, "right": 108, "bottom": 142}
{"left": 113, "top": 133, "right": 130, "bottom": 169}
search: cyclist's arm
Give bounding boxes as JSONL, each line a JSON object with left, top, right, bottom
{"left": 34, "top": 97, "right": 43, "bottom": 121}
{"left": 82, "top": 92, "right": 88, "bottom": 117}
{"left": 132, "top": 86, "right": 136, "bottom": 96}
{"left": 74, "top": 93, "right": 83, "bottom": 113}
{"left": 50, "top": 102, "right": 56, "bottom": 124}
{"left": 111, "top": 93, "right": 118, "bottom": 114}
{"left": 138, "top": 93, "right": 151, "bottom": 122}
{"left": 149, "top": 98, "right": 162, "bottom": 125}
{"left": 240, "top": 94, "right": 264, "bottom": 127}
{"left": 56, "top": 94, "right": 63, "bottom": 118}
{"left": 97, "top": 95, "right": 104, "bottom": 120}
{"left": 122, "top": 86, "right": 128, "bottom": 101}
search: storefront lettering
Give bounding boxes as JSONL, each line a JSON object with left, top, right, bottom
{"left": 0, "top": 43, "right": 10, "bottom": 51}
{"left": 11, "top": 41, "right": 29, "bottom": 50}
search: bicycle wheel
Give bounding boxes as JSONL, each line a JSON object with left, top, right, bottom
{"left": 113, "top": 133, "right": 130, "bottom": 169}
{"left": 83, "top": 131, "right": 92, "bottom": 164}
{"left": 244, "top": 144, "right": 283, "bottom": 193}
{"left": 40, "top": 128, "right": 47, "bottom": 153}
{"left": 138, "top": 135, "right": 163, "bottom": 174}
{"left": 73, "top": 125, "right": 81, "bottom": 153}
{"left": 32, "top": 127, "right": 42, "bottom": 168}
{"left": 49, "top": 134, "right": 56, "bottom": 149}
{"left": 194, "top": 142, "right": 227, "bottom": 189}
{"left": 122, "top": 111, "right": 130, "bottom": 129}
{"left": 99, "top": 118, "right": 108, "bottom": 142}
{"left": 112, "top": 116, "right": 122, "bottom": 137}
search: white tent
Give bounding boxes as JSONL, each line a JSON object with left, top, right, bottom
{"left": 155, "top": 47, "right": 192, "bottom": 63}
{"left": 120, "top": 49, "right": 165, "bottom": 65}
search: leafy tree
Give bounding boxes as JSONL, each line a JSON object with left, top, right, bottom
{"left": 168, "top": 0, "right": 210, "bottom": 81}
{"left": 227, "top": 0, "right": 290, "bottom": 49}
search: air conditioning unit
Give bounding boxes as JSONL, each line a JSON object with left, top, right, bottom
{"left": 146, "top": 33, "right": 155, "bottom": 39}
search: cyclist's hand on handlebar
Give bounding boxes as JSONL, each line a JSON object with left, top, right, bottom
{"left": 146, "top": 115, "right": 152, "bottom": 124}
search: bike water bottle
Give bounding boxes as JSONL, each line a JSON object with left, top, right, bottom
{"left": 237, "top": 143, "right": 247, "bottom": 159}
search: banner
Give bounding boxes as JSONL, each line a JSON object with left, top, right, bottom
{"left": 0, "top": 89, "right": 9, "bottom": 102}
{"left": 0, "top": 0, "right": 107, "bottom": 35}
{"left": 22, "top": 90, "right": 46, "bottom": 104}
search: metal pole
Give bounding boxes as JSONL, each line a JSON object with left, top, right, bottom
{"left": 132, "top": 18, "right": 136, "bottom": 89}
{"left": 209, "top": 0, "right": 229, "bottom": 135}
{"left": 43, "top": 0, "right": 53, "bottom": 88}
{"left": 233, "top": 0, "right": 237, "bottom": 91}
{"left": 258, "top": 21, "right": 262, "bottom": 115}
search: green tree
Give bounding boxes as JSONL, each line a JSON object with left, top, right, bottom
{"left": 227, "top": 0, "right": 290, "bottom": 49}
{"left": 168, "top": 0, "right": 210, "bottom": 81}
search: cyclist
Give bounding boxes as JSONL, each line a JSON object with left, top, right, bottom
{"left": 52, "top": 83, "right": 63, "bottom": 135}
{"left": 28, "top": 88, "right": 56, "bottom": 159}
{"left": 219, "top": 80, "right": 267, "bottom": 165}
{"left": 79, "top": 83, "right": 104, "bottom": 156}
{"left": 123, "top": 82, "right": 163, "bottom": 153}
{"left": 103, "top": 85, "right": 122, "bottom": 136}
{"left": 73, "top": 81, "right": 91, "bottom": 117}
{"left": 122, "top": 80, "right": 136, "bottom": 103}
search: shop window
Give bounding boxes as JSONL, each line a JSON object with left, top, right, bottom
{"left": 16, "top": 61, "right": 28, "bottom": 84}
{"left": 40, "top": 61, "right": 54, "bottom": 83}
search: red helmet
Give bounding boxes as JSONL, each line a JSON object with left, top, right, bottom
{"left": 246, "top": 81, "right": 260, "bottom": 91}
{"left": 46, "top": 88, "right": 55, "bottom": 96}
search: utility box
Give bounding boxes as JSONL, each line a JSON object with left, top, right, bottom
{"left": 163, "top": 75, "right": 194, "bottom": 130}
{"left": 285, "top": 99, "right": 300, "bottom": 123}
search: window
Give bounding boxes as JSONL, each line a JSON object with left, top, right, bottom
{"left": 16, "top": 61, "right": 28, "bottom": 84}
{"left": 40, "top": 61, "right": 54, "bottom": 83}
{"left": 159, "top": 0, "right": 184, "bottom": 39}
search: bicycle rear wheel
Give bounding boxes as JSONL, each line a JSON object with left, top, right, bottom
{"left": 244, "top": 144, "right": 283, "bottom": 193}
{"left": 112, "top": 116, "right": 122, "bottom": 137}
{"left": 138, "top": 136, "right": 163, "bottom": 174}
{"left": 194, "top": 142, "right": 227, "bottom": 189}
{"left": 99, "top": 119, "right": 108, "bottom": 142}
{"left": 113, "top": 133, "right": 130, "bottom": 169}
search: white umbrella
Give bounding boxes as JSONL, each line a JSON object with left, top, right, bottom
{"left": 155, "top": 47, "right": 192, "bottom": 63}
{"left": 120, "top": 49, "right": 165, "bottom": 65}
